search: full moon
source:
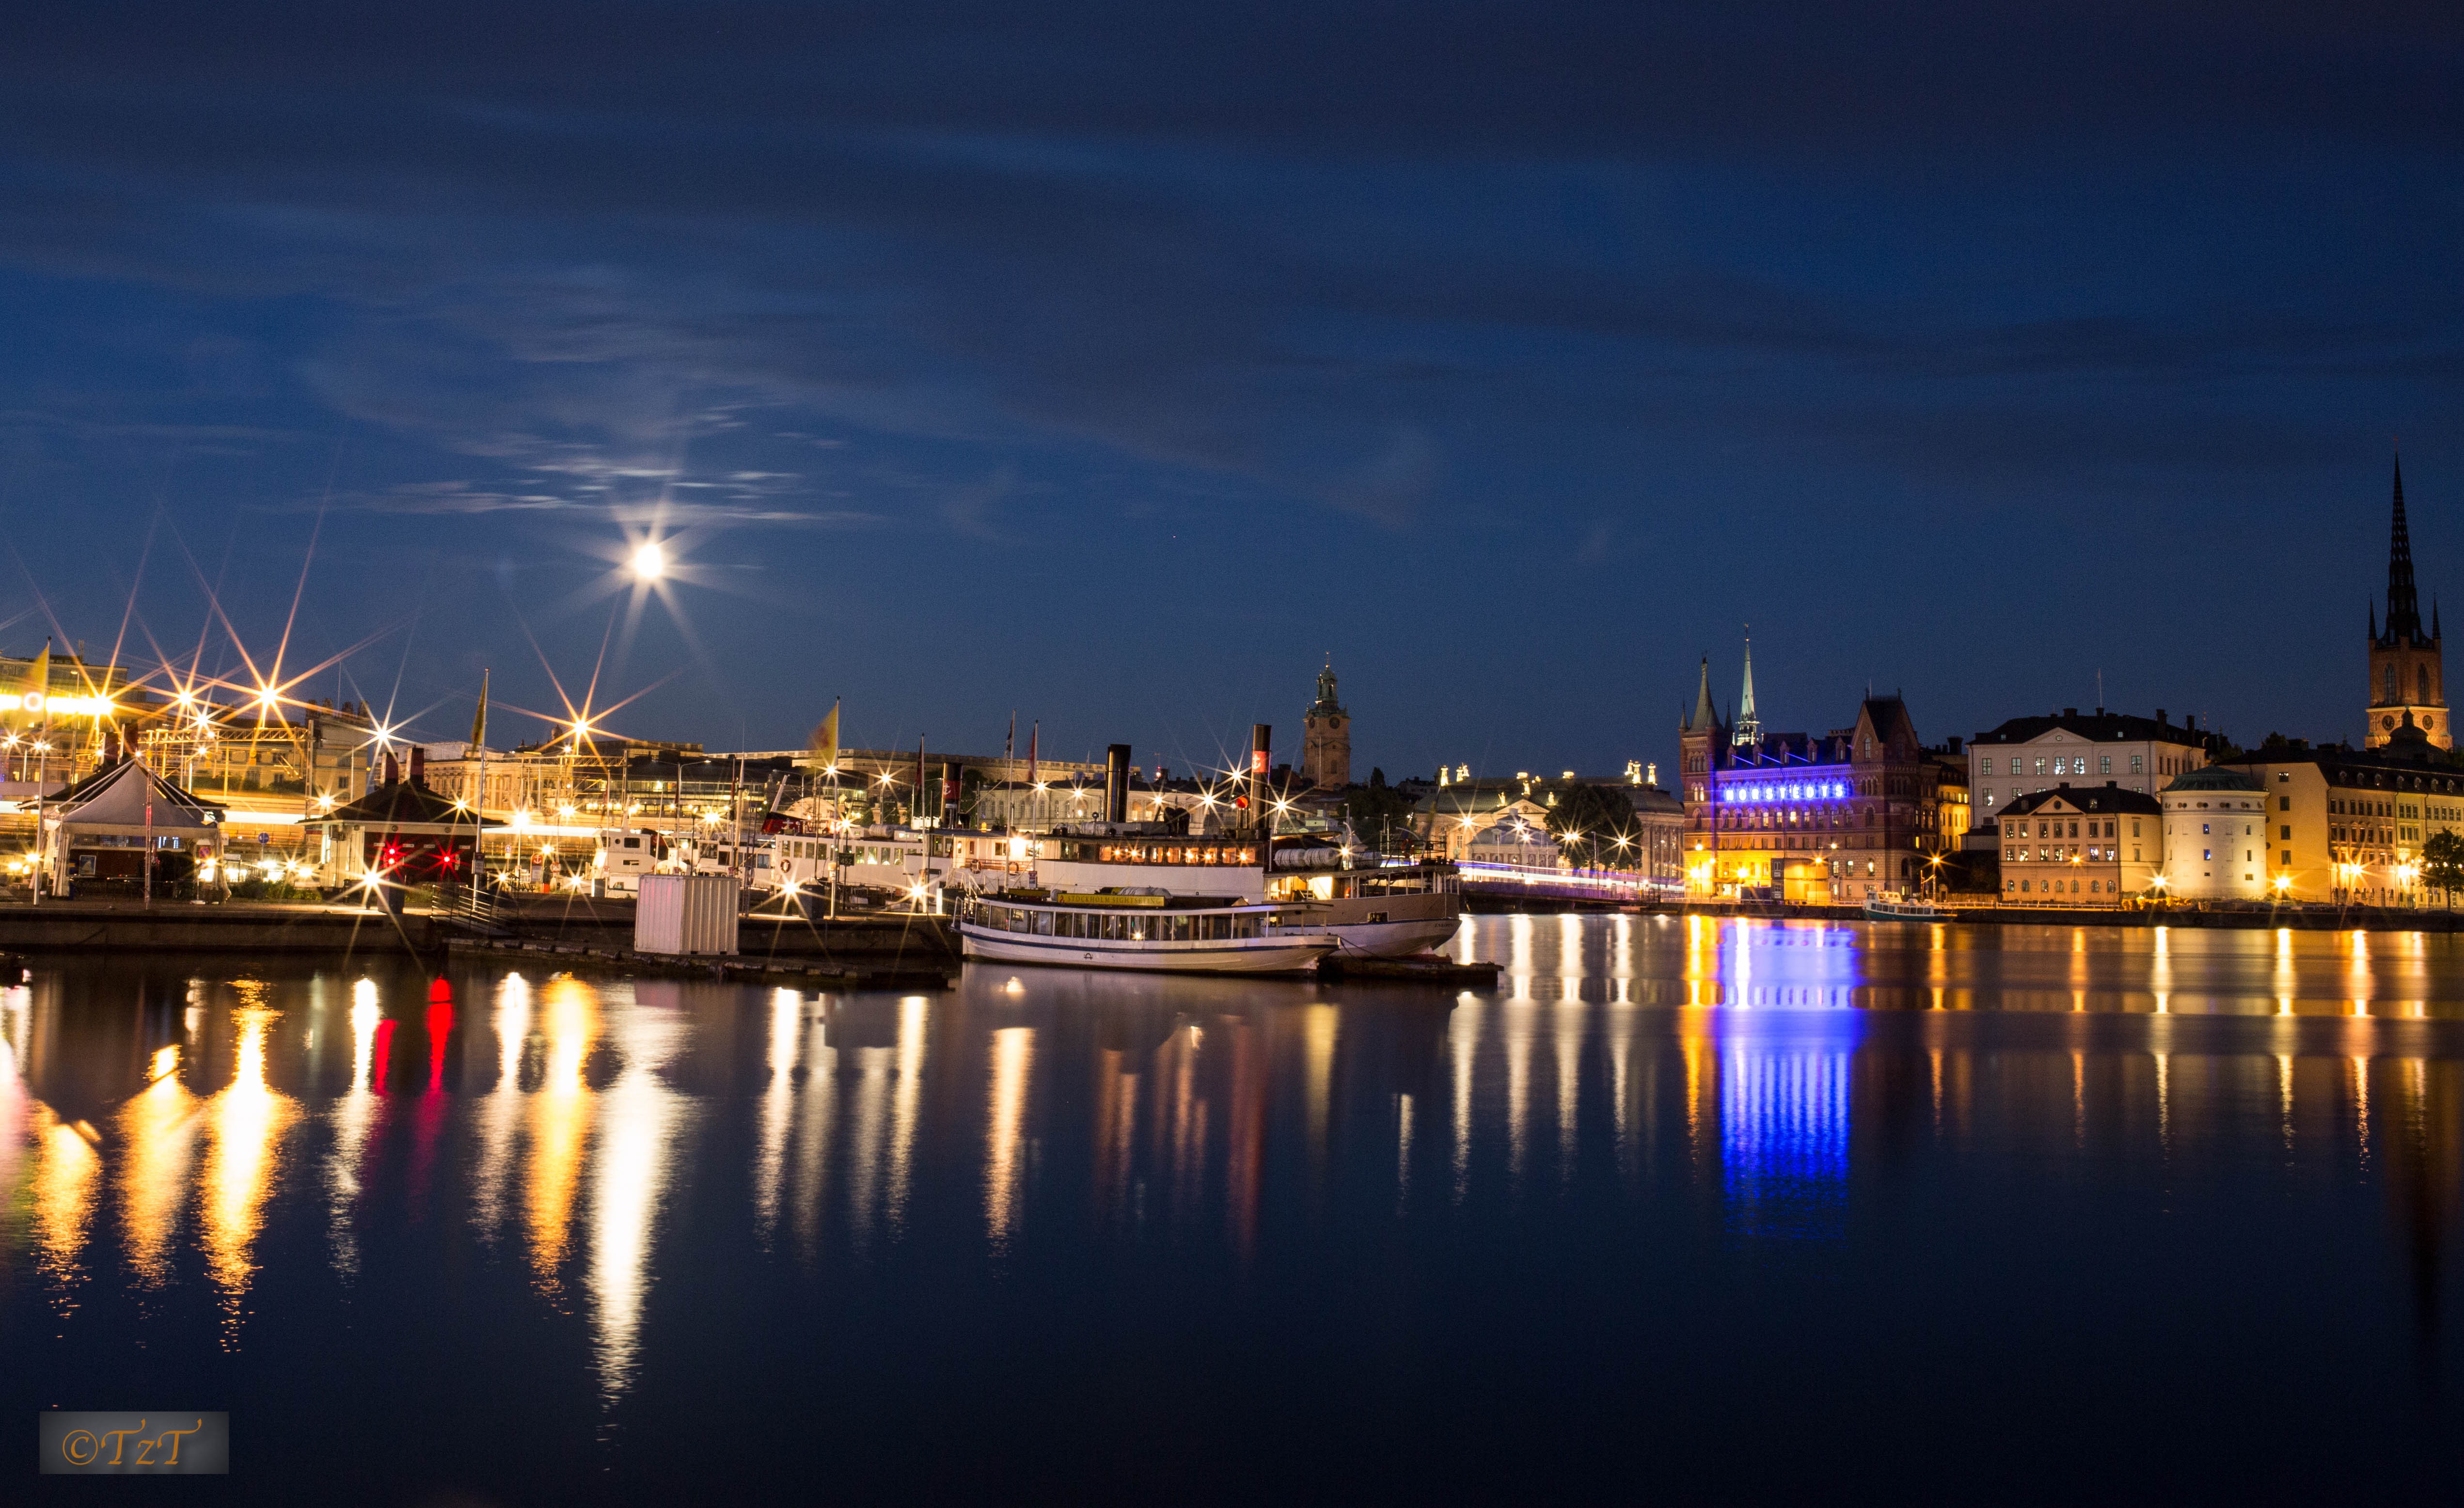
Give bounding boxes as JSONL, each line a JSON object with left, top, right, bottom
{"left": 630, "top": 541, "right": 666, "bottom": 580}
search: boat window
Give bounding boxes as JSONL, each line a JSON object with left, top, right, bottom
{"left": 1034, "top": 910, "right": 1054, "bottom": 936}
{"left": 1168, "top": 916, "right": 1191, "bottom": 941}
{"left": 1102, "top": 913, "right": 1125, "bottom": 941}
{"left": 1127, "top": 916, "right": 1149, "bottom": 942}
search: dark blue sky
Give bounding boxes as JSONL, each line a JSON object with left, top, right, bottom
{"left": 1, "top": 3, "right": 2458, "bottom": 778}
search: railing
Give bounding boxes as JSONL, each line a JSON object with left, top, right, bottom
{"left": 437, "top": 881, "right": 499, "bottom": 929}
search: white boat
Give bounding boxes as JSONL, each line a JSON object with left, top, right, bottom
{"left": 1022, "top": 824, "right": 1464, "bottom": 957}
{"left": 1864, "top": 892, "right": 1956, "bottom": 921}
{"left": 959, "top": 889, "right": 1338, "bottom": 974}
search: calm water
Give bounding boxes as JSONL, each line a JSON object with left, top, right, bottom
{"left": 5, "top": 915, "right": 2462, "bottom": 1504}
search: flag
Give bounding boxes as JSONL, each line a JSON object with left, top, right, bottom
{"left": 470, "top": 668, "right": 489, "bottom": 747}
{"left": 1026, "top": 720, "right": 1038, "bottom": 785}
{"left": 808, "top": 699, "right": 839, "bottom": 766}
{"left": 1005, "top": 710, "right": 1015, "bottom": 762}
{"left": 26, "top": 640, "right": 49, "bottom": 721}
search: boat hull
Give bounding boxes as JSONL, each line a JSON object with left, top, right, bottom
{"left": 959, "top": 922, "right": 1337, "bottom": 975}
{"left": 1326, "top": 915, "right": 1465, "bottom": 958}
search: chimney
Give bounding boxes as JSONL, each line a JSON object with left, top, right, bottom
{"left": 383, "top": 751, "right": 401, "bottom": 786}
{"left": 1105, "top": 744, "right": 1131, "bottom": 825}
{"left": 409, "top": 746, "right": 426, "bottom": 786}
{"left": 2064, "top": 707, "right": 2078, "bottom": 717}
{"left": 2156, "top": 709, "right": 2168, "bottom": 725}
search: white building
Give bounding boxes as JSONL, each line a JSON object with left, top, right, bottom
{"left": 2158, "top": 765, "right": 2268, "bottom": 901}
{"left": 1968, "top": 709, "right": 2213, "bottom": 821}
{"left": 1467, "top": 818, "right": 1563, "bottom": 869}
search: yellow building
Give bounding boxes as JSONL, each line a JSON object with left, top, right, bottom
{"left": 2215, "top": 722, "right": 2464, "bottom": 904}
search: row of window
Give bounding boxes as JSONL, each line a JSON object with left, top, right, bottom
{"left": 2019, "top": 818, "right": 2133, "bottom": 840}
{"left": 2006, "top": 846, "right": 2141, "bottom": 864}
{"left": 973, "top": 904, "right": 1262, "bottom": 941}
{"left": 1983, "top": 753, "right": 2141, "bottom": 778}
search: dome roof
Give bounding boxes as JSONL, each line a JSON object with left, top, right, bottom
{"left": 2162, "top": 765, "right": 2262, "bottom": 794}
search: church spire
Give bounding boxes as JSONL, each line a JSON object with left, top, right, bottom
{"left": 1733, "top": 627, "right": 1760, "bottom": 746}
{"left": 2387, "top": 451, "right": 2422, "bottom": 644}
{"left": 1687, "top": 655, "right": 1716, "bottom": 732}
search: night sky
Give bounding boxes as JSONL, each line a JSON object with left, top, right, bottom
{"left": 2, "top": 4, "right": 2457, "bottom": 778}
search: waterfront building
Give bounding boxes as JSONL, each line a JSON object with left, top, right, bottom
{"left": 423, "top": 737, "right": 704, "bottom": 824}
{"left": 2368, "top": 456, "right": 2447, "bottom": 748}
{"left": 1630, "top": 781, "right": 1687, "bottom": 891}
{"left": 145, "top": 698, "right": 376, "bottom": 813}
{"left": 2212, "top": 718, "right": 2464, "bottom": 905}
{"left": 2157, "top": 766, "right": 2270, "bottom": 900}
{"left": 969, "top": 770, "right": 1235, "bottom": 832}
{"left": 307, "top": 747, "right": 498, "bottom": 890}
{"left": 1966, "top": 708, "right": 2211, "bottom": 815}
{"left": 1302, "top": 661, "right": 1351, "bottom": 790}
{"left": 1678, "top": 653, "right": 1945, "bottom": 903}
{"left": 1997, "top": 784, "right": 2162, "bottom": 904}
{"left": 1416, "top": 778, "right": 1552, "bottom": 862}
{"left": 1468, "top": 816, "right": 1562, "bottom": 869}
{"left": 1931, "top": 746, "right": 1972, "bottom": 846}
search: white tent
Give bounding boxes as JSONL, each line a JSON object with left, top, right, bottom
{"left": 40, "top": 757, "right": 226, "bottom": 891}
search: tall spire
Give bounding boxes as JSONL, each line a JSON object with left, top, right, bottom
{"left": 2387, "top": 451, "right": 2422, "bottom": 644}
{"left": 1733, "top": 627, "right": 1760, "bottom": 747}
{"left": 1687, "top": 656, "right": 1715, "bottom": 732}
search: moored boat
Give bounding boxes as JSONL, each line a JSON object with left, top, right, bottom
{"left": 1864, "top": 891, "right": 1956, "bottom": 921}
{"left": 959, "top": 889, "right": 1338, "bottom": 974}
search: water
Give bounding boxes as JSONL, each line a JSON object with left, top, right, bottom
{"left": 3, "top": 915, "right": 2460, "bottom": 1504}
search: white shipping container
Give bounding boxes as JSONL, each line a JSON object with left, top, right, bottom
{"left": 636, "top": 873, "right": 741, "bottom": 955}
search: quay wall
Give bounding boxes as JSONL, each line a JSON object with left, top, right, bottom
{"left": 1648, "top": 902, "right": 2464, "bottom": 931}
{"left": 0, "top": 901, "right": 960, "bottom": 961}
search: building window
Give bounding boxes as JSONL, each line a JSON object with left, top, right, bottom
{"left": 2130, "top": 755, "right": 2144, "bottom": 774}
{"left": 1982, "top": 758, "right": 1994, "bottom": 776}
{"left": 2281, "top": 850, "right": 2292, "bottom": 866}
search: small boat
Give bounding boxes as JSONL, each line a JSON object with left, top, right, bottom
{"left": 959, "top": 889, "right": 1338, "bottom": 974}
{"left": 1864, "top": 891, "right": 1956, "bottom": 922}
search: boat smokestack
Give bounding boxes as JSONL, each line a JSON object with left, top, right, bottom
{"left": 941, "top": 761, "right": 961, "bottom": 825}
{"left": 409, "top": 746, "right": 426, "bottom": 786}
{"left": 1250, "top": 723, "right": 1272, "bottom": 833}
{"left": 1106, "top": 744, "right": 1131, "bottom": 825}
{"left": 383, "top": 751, "right": 400, "bottom": 786}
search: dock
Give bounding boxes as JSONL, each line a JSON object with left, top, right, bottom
{"left": 1318, "top": 953, "right": 1501, "bottom": 985}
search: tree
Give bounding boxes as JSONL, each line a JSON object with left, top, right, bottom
{"left": 1341, "top": 768, "right": 1420, "bottom": 856}
{"left": 2423, "top": 829, "right": 2464, "bottom": 909}
{"left": 1545, "top": 782, "right": 1641, "bottom": 871}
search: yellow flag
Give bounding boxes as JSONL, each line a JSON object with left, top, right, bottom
{"left": 808, "top": 699, "right": 839, "bottom": 766}
{"left": 26, "top": 642, "right": 49, "bottom": 719}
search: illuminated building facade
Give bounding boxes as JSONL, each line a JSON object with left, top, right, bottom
{"left": 1679, "top": 654, "right": 1944, "bottom": 902}
{"left": 1966, "top": 708, "right": 2211, "bottom": 814}
{"left": 2157, "top": 765, "right": 2269, "bottom": 900}
{"left": 2368, "top": 455, "right": 2447, "bottom": 749}
{"left": 1998, "top": 784, "right": 2162, "bottom": 903}
{"left": 2213, "top": 723, "right": 2464, "bottom": 905}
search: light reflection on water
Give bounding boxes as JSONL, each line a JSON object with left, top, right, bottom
{"left": 0, "top": 917, "right": 2457, "bottom": 1500}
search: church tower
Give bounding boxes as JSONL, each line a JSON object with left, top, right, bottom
{"left": 2368, "top": 454, "right": 2447, "bottom": 749}
{"left": 1302, "top": 659, "right": 1351, "bottom": 789}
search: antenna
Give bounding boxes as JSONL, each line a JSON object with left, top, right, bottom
{"left": 2096, "top": 669, "right": 2103, "bottom": 714}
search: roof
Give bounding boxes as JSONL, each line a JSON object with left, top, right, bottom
{"left": 47, "top": 758, "right": 226, "bottom": 831}
{"left": 317, "top": 776, "right": 495, "bottom": 829}
{"left": 2000, "top": 783, "right": 2163, "bottom": 817}
{"left": 2163, "top": 765, "right": 2263, "bottom": 794}
{"left": 1861, "top": 695, "right": 1920, "bottom": 751}
{"left": 1971, "top": 711, "right": 2210, "bottom": 748}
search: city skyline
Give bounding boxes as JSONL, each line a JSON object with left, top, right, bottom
{"left": 0, "top": 6, "right": 2456, "bottom": 778}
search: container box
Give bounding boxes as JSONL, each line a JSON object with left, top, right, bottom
{"left": 636, "top": 873, "right": 740, "bottom": 955}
